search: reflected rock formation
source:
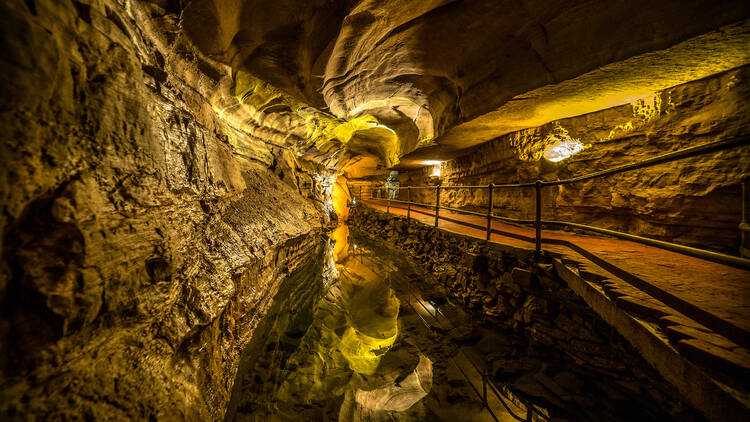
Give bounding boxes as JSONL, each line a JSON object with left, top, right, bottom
{"left": 226, "top": 225, "right": 432, "bottom": 421}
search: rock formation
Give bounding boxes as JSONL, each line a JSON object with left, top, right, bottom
{"left": 1, "top": 0, "right": 749, "bottom": 420}
{"left": 181, "top": 0, "right": 750, "bottom": 166}
{"left": 0, "top": 0, "right": 331, "bottom": 419}
{"left": 397, "top": 67, "right": 750, "bottom": 252}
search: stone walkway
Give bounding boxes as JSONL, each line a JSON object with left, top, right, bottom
{"left": 361, "top": 199, "right": 750, "bottom": 389}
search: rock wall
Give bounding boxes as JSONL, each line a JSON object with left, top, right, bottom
{"left": 0, "top": 0, "right": 326, "bottom": 419}
{"left": 397, "top": 66, "right": 750, "bottom": 253}
{"left": 348, "top": 206, "right": 702, "bottom": 421}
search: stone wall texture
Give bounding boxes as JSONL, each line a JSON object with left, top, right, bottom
{"left": 0, "top": 0, "right": 326, "bottom": 419}
{"left": 395, "top": 66, "right": 750, "bottom": 253}
{"left": 179, "top": 0, "right": 750, "bottom": 163}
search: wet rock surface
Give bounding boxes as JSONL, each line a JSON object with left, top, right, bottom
{"left": 0, "top": 0, "right": 747, "bottom": 420}
{"left": 349, "top": 206, "right": 705, "bottom": 421}
{"left": 0, "top": 0, "right": 329, "bottom": 419}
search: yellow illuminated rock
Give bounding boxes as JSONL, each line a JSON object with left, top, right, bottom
{"left": 331, "top": 176, "right": 351, "bottom": 221}
{"left": 3, "top": 0, "right": 749, "bottom": 419}
{"left": 339, "top": 327, "right": 398, "bottom": 375}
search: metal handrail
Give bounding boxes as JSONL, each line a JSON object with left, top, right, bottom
{"left": 355, "top": 136, "right": 750, "bottom": 270}
{"left": 360, "top": 191, "right": 750, "bottom": 269}
{"left": 541, "top": 219, "right": 750, "bottom": 269}
{"left": 364, "top": 136, "right": 747, "bottom": 190}
{"left": 406, "top": 288, "right": 545, "bottom": 421}
{"left": 420, "top": 299, "right": 547, "bottom": 422}
{"left": 350, "top": 136, "right": 750, "bottom": 350}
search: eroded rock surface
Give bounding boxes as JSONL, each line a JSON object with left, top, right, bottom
{"left": 182, "top": 0, "right": 750, "bottom": 163}
{"left": 398, "top": 67, "right": 750, "bottom": 252}
{"left": 1, "top": 0, "right": 748, "bottom": 420}
{"left": 0, "top": 0, "right": 330, "bottom": 419}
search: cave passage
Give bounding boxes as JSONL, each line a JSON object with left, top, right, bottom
{"left": 1, "top": 0, "right": 749, "bottom": 420}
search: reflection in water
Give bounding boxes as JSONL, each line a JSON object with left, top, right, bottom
{"left": 225, "top": 224, "right": 433, "bottom": 421}
{"left": 331, "top": 225, "right": 401, "bottom": 375}
{"left": 226, "top": 223, "right": 689, "bottom": 421}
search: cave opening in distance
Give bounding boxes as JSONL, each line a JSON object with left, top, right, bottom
{"left": 0, "top": 0, "right": 749, "bottom": 421}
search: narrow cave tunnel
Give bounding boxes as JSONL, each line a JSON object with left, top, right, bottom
{"left": 1, "top": 0, "right": 750, "bottom": 421}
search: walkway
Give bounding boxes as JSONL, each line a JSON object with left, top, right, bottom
{"left": 360, "top": 198, "right": 750, "bottom": 387}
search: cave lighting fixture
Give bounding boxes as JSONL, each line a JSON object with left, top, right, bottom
{"left": 543, "top": 139, "right": 586, "bottom": 162}
{"left": 422, "top": 160, "right": 443, "bottom": 177}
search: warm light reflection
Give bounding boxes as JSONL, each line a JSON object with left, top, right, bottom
{"left": 543, "top": 139, "right": 586, "bottom": 162}
{"left": 340, "top": 327, "right": 398, "bottom": 375}
{"left": 430, "top": 165, "right": 441, "bottom": 177}
{"left": 327, "top": 226, "right": 401, "bottom": 376}
{"left": 251, "top": 225, "right": 429, "bottom": 418}
{"left": 542, "top": 125, "right": 586, "bottom": 162}
{"left": 329, "top": 224, "right": 350, "bottom": 263}
{"left": 331, "top": 176, "right": 350, "bottom": 220}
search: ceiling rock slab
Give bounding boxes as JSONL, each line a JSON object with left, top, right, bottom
{"left": 182, "top": 0, "right": 355, "bottom": 109}
{"left": 397, "top": 18, "right": 750, "bottom": 167}
{"left": 183, "top": 0, "right": 750, "bottom": 169}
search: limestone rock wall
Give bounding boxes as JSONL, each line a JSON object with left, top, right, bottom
{"left": 180, "top": 0, "right": 750, "bottom": 162}
{"left": 0, "top": 0, "right": 325, "bottom": 419}
{"left": 398, "top": 67, "right": 750, "bottom": 253}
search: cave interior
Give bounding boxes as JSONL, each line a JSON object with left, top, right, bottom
{"left": 1, "top": 0, "right": 749, "bottom": 421}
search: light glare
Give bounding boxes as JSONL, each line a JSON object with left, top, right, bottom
{"left": 543, "top": 139, "right": 586, "bottom": 162}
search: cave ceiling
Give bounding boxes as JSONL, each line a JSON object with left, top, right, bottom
{"left": 182, "top": 0, "right": 750, "bottom": 176}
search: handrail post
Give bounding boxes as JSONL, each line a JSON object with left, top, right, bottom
{"left": 434, "top": 185, "right": 441, "bottom": 227}
{"left": 482, "top": 370, "right": 488, "bottom": 405}
{"left": 535, "top": 180, "right": 542, "bottom": 259}
{"left": 742, "top": 176, "right": 748, "bottom": 258}
{"left": 386, "top": 187, "right": 391, "bottom": 214}
{"left": 407, "top": 186, "right": 412, "bottom": 221}
{"left": 486, "top": 183, "right": 494, "bottom": 241}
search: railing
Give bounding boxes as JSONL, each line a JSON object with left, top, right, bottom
{"left": 350, "top": 136, "right": 750, "bottom": 350}
{"left": 402, "top": 276, "right": 549, "bottom": 422}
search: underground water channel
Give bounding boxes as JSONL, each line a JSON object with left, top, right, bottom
{"left": 222, "top": 224, "right": 703, "bottom": 422}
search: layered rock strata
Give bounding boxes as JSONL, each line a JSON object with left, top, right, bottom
{"left": 181, "top": 0, "right": 750, "bottom": 162}
{"left": 0, "top": 0, "right": 329, "bottom": 419}
{"left": 396, "top": 67, "right": 750, "bottom": 253}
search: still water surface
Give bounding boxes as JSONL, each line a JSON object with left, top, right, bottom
{"left": 224, "top": 224, "right": 542, "bottom": 421}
